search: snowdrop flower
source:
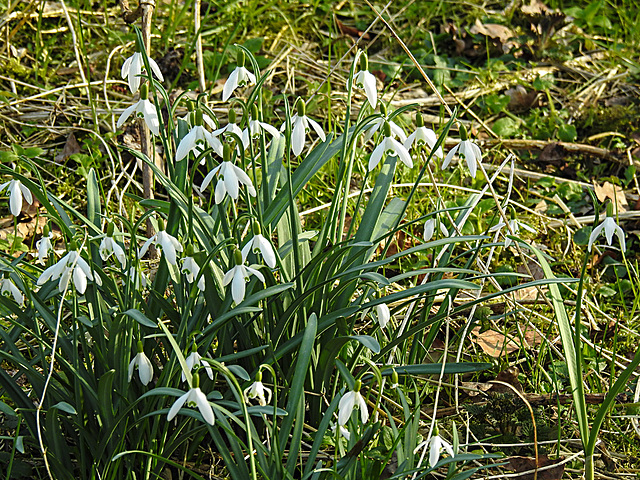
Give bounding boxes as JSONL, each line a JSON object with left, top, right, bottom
{"left": 489, "top": 216, "right": 536, "bottom": 248}
{"left": 222, "top": 50, "right": 256, "bottom": 102}
{"left": 423, "top": 218, "right": 449, "bottom": 242}
{"left": 121, "top": 51, "right": 164, "bottom": 94}
{"left": 128, "top": 340, "right": 154, "bottom": 386}
{"left": 241, "top": 104, "right": 280, "bottom": 148}
{"left": 243, "top": 371, "right": 272, "bottom": 406}
{"left": 363, "top": 103, "right": 407, "bottom": 144}
{"left": 116, "top": 83, "right": 160, "bottom": 136}
{"left": 213, "top": 108, "right": 244, "bottom": 153}
{"left": 182, "top": 347, "right": 214, "bottom": 382}
{"left": 128, "top": 266, "right": 148, "bottom": 290}
{"left": 200, "top": 145, "right": 257, "bottom": 204}
{"left": 36, "top": 226, "right": 54, "bottom": 265}
{"left": 368, "top": 122, "right": 413, "bottom": 171}
{"left": 588, "top": 204, "right": 626, "bottom": 253}
{"left": 414, "top": 424, "right": 455, "bottom": 467}
{"left": 390, "top": 368, "right": 399, "bottom": 390}
{"left": 37, "top": 242, "right": 101, "bottom": 294}
{"left": 176, "top": 109, "right": 223, "bottom": 162}
{"left": 138, "top": 219, "right": 183, "bottom": 266}
{"left": 168, "top": 374, "right": 215, "bottom": 425}
{"left": 181, "top": 246, "right": 206, "bottom": 291}
{"left": 99, "top": 222, "right": 126, "bottom": 268}
{"left": 1, "top": 276, "right": 24, "bottom": 306}
{"left": 282, "top": 99, "right": 326, "bottom": 157}
{"left": 338, "top": 380, "right": 369, "bottom": 426}
{"left": 222, "top": 248, "right": 265, "bottom": 304}
{"left": 353, "top": 51, "right": 377, "bottom": 109}
{"left": 331, "top": 422, "right": 351, "bottom": 441}
{"left": 374, "top": 303, "right": 390, "bottom": 328}
{"left": 404, "top": 112, "right": 443, "bottom": 159}
{"left": 0, "top": 179, "right": 33, "bottom": 217}
{"left": 442, "top": 125, "right": 482, "bottom": 178}
{"left": 241, "top": 223, "right": 276, "bottom": 269}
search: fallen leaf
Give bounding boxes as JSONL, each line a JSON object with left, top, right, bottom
{"left": 54, "top": 132, "right": 81, "bottom": 163}
{"left": 336, "top": 19, "right": 370, "bottom": 40}
{"left": 506, "top": 85, "right": 539, "bottom": 111}
{"left": 593, "top": 181, "right": 627, "bottom": 213}
{"left": 470, "top": 19, "right": 515, "bottom": 53}
{"left": 507, "top": 455, "right": 565, "bottom": 480}
{"left": 471, "top": 327, "right": 542, "bottom": 358}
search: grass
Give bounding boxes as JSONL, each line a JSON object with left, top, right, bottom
{"left": 1, "top": 0, "right": 640, "bottom": 478}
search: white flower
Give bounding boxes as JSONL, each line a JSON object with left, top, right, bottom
{"left": 442, "top": 135, "right": 482, "bottom": 178}
{"left": 404, "top": 126, "right": 443, "bottom": 159}
{"left": 175, "top": 125, "right": 223, "bottom": 162}
{"left": 1, "top": 277, "right": 24, "bottom": 306}
{"left": 222, "top": 263, "right": 265, "bottom": 304}
{"left": 363, "top": 108, "right": 406, "bottom": 144}
{"left": 338, "top": 388, "right": 369, "bottom": 426}
{"left": 222, "top": 66, "right": 256, "bottom": 102}
{"left": 331, "top": 423, "right": 351, "bottom": 440}
{"left": 121, "top": 52, "right": 164, "bottom": 94}
{"left": 588, "top": 215, "right": 626, "bottom": 253}
{"left": 128, "top": 347, "right": 154, "bottom": 386}
{"left": 242, "top": 119, "right": 280, "bottom": 148}
{"left": 244, "top": 380, "right": 272, "bottom": 406}
{"left": 489, "top": 218, "right": 536, "bottom": 248}
{"left": 368, "top": 133, "right": 413, "bottom": 171}
{"left": 36, "top": 231, "right": 54, "bottom": 265}
{"left": 423, "top": 218, "right": 448, "bottom": 242}
{"left": 284, "top": 113, "right": 327, "bottom": 157}
{"left": 416, "top": 435, "right": 455, "bottom": 468}
{"left": 200, "top": 161, "right": 257, "bottom": 204}
{"left": 241, "top": 234, "right": 276, "bottom": 269}
{"left": 116, "top": 98, "right": 160, "bottom": 136}
{"left": 99, "top": 236, "right": 126, "bottom": 268}
{"left": 182, "top": 350, "right": 214, "bottom": 382}
{"left": 139, "top": 229, "right": 183, "bottom": 266}
{"left": 374, "top": 303, "right": 390, "bottom": 328}
{"left": 167, "top": 386, "right": 215, "bottom": 425}
{"left": 354, "top": 69, "right": 377, "bottom": 110}
{"left": 0, "top": 179, "right": 33, "bottom": 217}
{"left": 128, "top": 266, "right": 148, "bottom": 289}
{"left": 182, "top": 256, "right": 206, "bottom": 291}
{"left": 37, "top": 249, "right": 101, "bottom": 294}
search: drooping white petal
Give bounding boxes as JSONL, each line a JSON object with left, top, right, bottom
{"left": 355, "top": 70, "right": 378, "bottom": 109}
{"left": 442, "top": 143, "right": 459, "bottom": 170}
{"left": 167, "top": 391, "right": 190, "bottom": 421}
{"left": 192, "top": 388, "right": 215, "bottom": 425}
{"left": 222, "top": 68, "right": 240, "bottom": 102}
{"left": 231, "top": 266, "right": 246, "bottom": 304}
{"left": 375, "top": 303, "right": 390, "bottom": 328}
{"left": 116, "top": 103, "right": 138, "bottom": 129}
{"left": 338, "top": 391, "right": 356, "bottom": 426}
{"left": 368, "top": 142, "right": 386, "bottom": 171}
{"left": 424, "top": 219, "right": 435, "bottom": 242}
{"left": 9, "top": 180, "right": 23, "bottom": 216}
{"left": 291, "top": 118, "right": 306, "bottom": 156}
{"left": 1, "top": 279, "right": 24, "bottom": 306}
{"left": 148, "top": 57, "right": 164, "bottom": 82}
{"left": 306, "top": 117, "right": 326, "bottom": 143}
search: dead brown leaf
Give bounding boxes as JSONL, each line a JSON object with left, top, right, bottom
{"left": 54, "top": 132, "right": 82, "bottom": 163}
{"left": 469, "top": 19, "right": 515, "bottom": 53}
{"left": 471, "top": 327, "right": 543, "bottom": 358}
{"left": 507, "top": 455, "right": 565, "bottom": 480}
{"left": 593, "top": 181, "right": 628, "bottom": 213}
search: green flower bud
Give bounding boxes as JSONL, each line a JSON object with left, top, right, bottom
{"left": 229, "top": 108, "right": 237, "bottom": 124}
{"left": 195, "top": 108, "right": 204, "bottom": 127}
{"left": 140, "top": 83, "right": 149, "bottom": 101}
{"left": 359, "top": 52, "right": 368, "bottom": 71}
{"left": 43, "top": 224, "right": 50, "bottom": 236}
{"left": 606, "top": 202, "right": 614, "bottom": 217}
{"left": 256, "top": 370, "right": 263, "bottom": 382}
{"left": 192, "top": 372, "right": 200, "bottom": 389}
{"left": 107, "top": 221, "right": 115, "bottom": 237}
{"left": 223, "top": 143, "right": 231, "bottom": 163}
{"left": 234, "top": 248, "right": 243, "bottom": 266}
{"left": 380, "top": 103, "right": 387, "bottom": 116}
{"left": 185, "top": 244, "right": 195, "bottom": 257}
{"left": 459, "top": 124, "right": 468, "bottom": 141}
{"left": 187, "top": 100, "right": 196, "bottom": 112}
{"left": 296, "top": 98, "right": 306, "bottom": 117}
{"left": 416, "top": 112, "right": 424, "bottom": 128}
{"left": 354, "top": 379, "right": 362, "bottom": 392}
{"left": 383, "top": 121, "right": 391, "bottom": 138}
{"left": 238, "top": 49, "right": 246, "bottom": 68}
{"left": 158, "top": 218, "right": 165, "bottom": 231}
{"left": 391, "top": 368, "right": 399, "bottom": 386}
{"left": 252, "top": 222, "right": 261, "bottom": 235}
{"left": 68, "top": 240, "right": 79, "bottom": 251}
{"left": 136, "top": 340, "right": 144, "bottom": 353}
{"left": 251, "top": 104, "right": 259, "bottom": 120}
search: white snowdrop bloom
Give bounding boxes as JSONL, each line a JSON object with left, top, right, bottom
{"left": 242, "top": 106, "right": 280, "bottom": 148}
{"left": 331, "top": 423, "right": 351, "bottom": 441}
{"left": 222, "top": 249, "right": 265, "bottom": 304}
{"left": 182, "top": 256, "right": 206, "bottom": 291}
{"left": 128, "top": 341, "right": 154, "bottom": 386}
{"left": 200, "top": 161, "right": 256, "bottom": 204}
{"left": 222, "top": 51, "right": 256, "bottom": 102}
{"left": 442, "top": 126, "right": 482, "bottom": 178}
{"left": 353, "top": 51, "right": 377, "bottom": 109}
{"left": 374, "top": 303, "right": 390, "bottom": 328}
{"left": 426, "top": 435, "right": 455, "bottom": 467}
{"left": 128, "top": 266, "right": 148, "bottom": 290}
{"left": 244, "top": 379, "right": 272, "bottom": 406}
{"left": 121, "top": 51, "right": 164, "bottom": 94}
{"left": 116, "top": 84, "right": 160, "bottom": 136}
{"left": 139, "top": 225, "right": 183, "bottom": 266}
{"left": 588, "top": 212, "right": 626, "bottom": 253}
{"left": 404, "top": 113, "right": 443, "bottom": 159}
{"left": 37, "top": 246, "right": 101, "bottom": 294}
{"left": 338, "top": 383, "right": 369, "bottom": 426}
{"left": 363, "top": 104, "right": 407, "bottom": 144}
{"left": 168, "top": 384, "right": 215, "bottom": 425}
{"left": 182, "top": 350, "right": 214, "bottom": 382}
{"left": 1, "top": 277, "right": 24, "bottom": 306}
{"left": 36, "top": 229, "right": 54, "bottom": 265}
{"left": 423, "top": 218, "right": 449, "bottom": 242}
{"left": 241, "top": 233, "right": 276, "bottom": 269}
{"left": 175, "top": 124, "right": 223, "bottom": 162}
{"left": 281, "top": 99, "right": 326, "bottom": 157}
{"left": 368, "top": 122, "right": 413, "bottom": 171}
{"left": 0, "top": 179, "right": 33, "bottom": 217}
{"left": 99, "top": 227, "right": 126, "bottom": 269}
